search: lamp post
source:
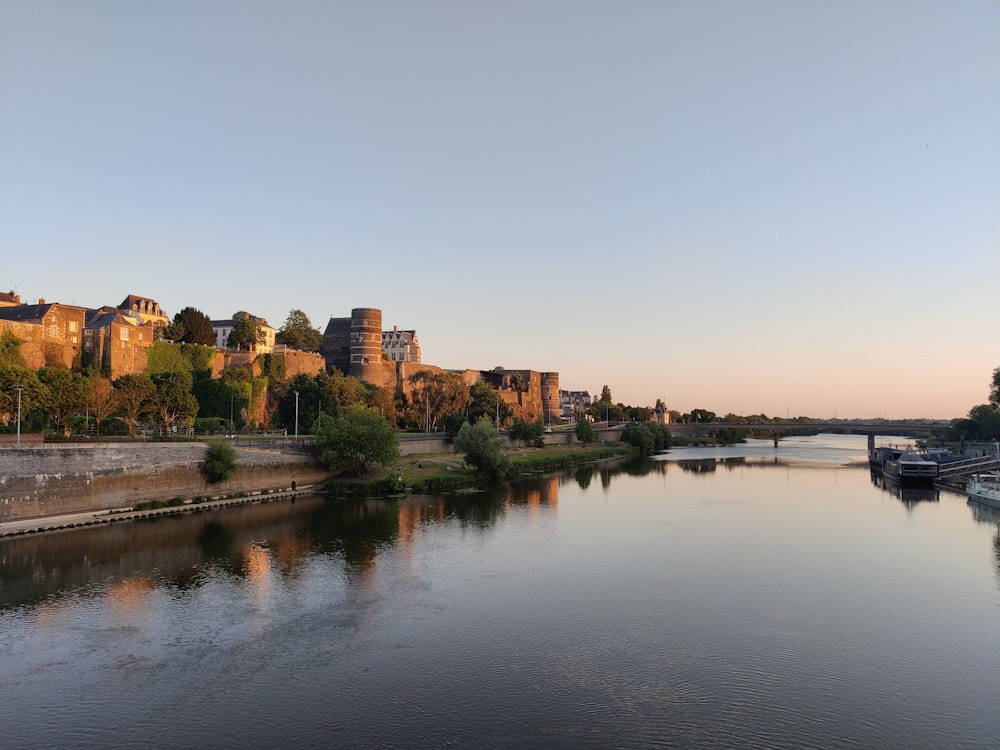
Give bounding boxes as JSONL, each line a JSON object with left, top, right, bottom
{"left": 230, "top": 395, "right": 234, "bottom": 435}
{"left": 14, "top": 385, "right": 24, "bottom": 447}
{"left": 293, "top": 390, "right": 299, "bottom": 439}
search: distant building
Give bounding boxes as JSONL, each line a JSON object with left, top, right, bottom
{"left": 211, "top": 316, "right": 276, "bottom": 353}
{"left": 0, "top": 290, "right": 21, "bottom": 308}
{"left": 560, "top": 390, "right": 591, "bottom": 420}
{"left": 118, "top": 294, "right": 169, "bottom": 327}
{"left": 382, "top": 326, "right": 421, "bottom": 363}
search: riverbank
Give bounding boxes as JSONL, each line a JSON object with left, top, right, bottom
{"left": 0, "top": 442, "right": 633, "bottom": 537}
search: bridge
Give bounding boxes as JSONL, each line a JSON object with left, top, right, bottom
{"left": 661, "top": 420, "right": 952, "bottom": 437}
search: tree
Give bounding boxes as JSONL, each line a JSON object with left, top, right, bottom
{"left": 509, "top": 417, "right": 545, "bottom": 448}
{"left": 408, "top": 371, "right": 471, "bottom": 432}
{"left": 314, "top": 404, "right": 399, "bottom": 477}
{"left": 87, "top": 375, "right": 118, "bottom": 436}
{"left": 991, "top": 366, "right": 1000, "bottom": 408}
{"left": 469, "top": 381, "right": 511, "bottom": 426}
{"left": 114, "top": 374, "right": 156, "bottom": 436}
{"left": 622, "top": 423, "right": 654, "bottom": 453}
{"left": 164, "top": 307, "right": 215, "bottom": 345}
{"left": 37, "top": 367, "right": 87, "bottom": 435}
{"left": 599, "top": 385, "right": 613, "bottom": 404}
{"left": 202, "top": 441, "right": 238, "bottom": 483}
{"left": 0, "top": 366, "right": 46, "bottom": 429}
{"left": 276, "top": 309, "right": 323, "bottom": 352}
{"left": 508, "top": 371, "right": 526, "bottom": 392}
{"left": 0, "top": 330, "right": 27, "bottom": 368}
{"left": 454, "top": 419, "right": 510, "bottom": 480}
{"left": 227, "top": 311, "right": 264, "bottom": 351}
{"left": 575, "top": 418, "right": 595, "bottom": 443}
{"left": 151, "top": 371, "right": 199, "bottom": 434}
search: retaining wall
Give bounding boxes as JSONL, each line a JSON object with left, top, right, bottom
{"left": 0, "top": 443, "right": 329, "bottom": 522}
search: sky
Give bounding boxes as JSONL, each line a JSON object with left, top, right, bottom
{"left": 1, "top": 1, "right": 998, "bottom": 420}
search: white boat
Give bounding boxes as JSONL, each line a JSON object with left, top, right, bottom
{"left": 967, "top": 472, "right": 1000, "bottom": 511}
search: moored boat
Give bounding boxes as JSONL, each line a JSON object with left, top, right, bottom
{"left": 967, "top": 472, "right": 1000, "bottom": 511}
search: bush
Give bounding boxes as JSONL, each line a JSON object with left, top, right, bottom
{"left": 202, "top": 441, "right": 238, "bottom": 483}
{"left": 454, "top": 419, "right": 510, "bottom": 480}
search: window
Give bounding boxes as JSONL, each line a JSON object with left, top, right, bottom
{"left": 120, "top": 328, "right": 130, "bottom": 341}
{"left": 69, "top": 321, "right": 79, "bottom": 332}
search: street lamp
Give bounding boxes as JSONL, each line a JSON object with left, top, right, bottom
{"left": 14, "top": 385, "right": 23, "bottom": 447}
{"left": 230, "top": 395, "right": 235, "bottom": 435}
{"left": 293, "top": 390, "right": 299, "bottom": 439}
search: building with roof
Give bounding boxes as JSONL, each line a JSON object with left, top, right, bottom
{"left": 118, "top": 295, "right": 169, "bottom": 327}
{"left": 0, "top": 301, "right": 87, "bottom": 369}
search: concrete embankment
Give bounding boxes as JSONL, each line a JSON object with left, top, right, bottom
{"left": 0, "top": 443, "right": 330, "bottom": 523}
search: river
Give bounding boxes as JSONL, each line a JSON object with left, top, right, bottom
{"left": 1, "top": 434, "right": 998, "bottom": 749}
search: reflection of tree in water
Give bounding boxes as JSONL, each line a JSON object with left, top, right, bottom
{"left": 677, "top": 459, "right": 718, "bottom": 474}
{"left": 305, "top": 499, "right": 400, "bottom": 570}
{"left": 994, "top": 531, "right": 1000, "bottom": 589}
{"left": 575, "top": 465, "right": 594, "bottom": 490}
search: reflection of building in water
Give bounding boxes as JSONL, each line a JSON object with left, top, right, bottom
{"left": 242, "top": 543, "right": 273, "bottom": 607}
{"left": 274, "top": 532, "right": 313, "bottom": 577}
{"left": 541, "top": 476, "right": 559, "bottom": 507}
{"left": 870, "top": 471, "right": 939, "bottom": 509}
{"left": 106, "top": 576, "right": 156, "bottom": 617}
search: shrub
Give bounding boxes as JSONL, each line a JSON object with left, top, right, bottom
{"left": 202, "top": 441, "right": 238, "bottom": 484}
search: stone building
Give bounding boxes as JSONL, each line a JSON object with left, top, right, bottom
{"left": 0, "top": 301, "right": 87, "bottom": 370}
{"left": 118, "top": 295, "right": 169, "bottom": 327}
{"left": 83, "top": 307, "right": 153, "bottom": 377}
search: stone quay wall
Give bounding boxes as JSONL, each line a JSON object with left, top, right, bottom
{"left": 0, "top": 443, "right": 329, "bottom": 522}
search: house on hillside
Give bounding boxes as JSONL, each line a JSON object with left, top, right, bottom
{"left": 83, "top": 307, "right": 153, "bottom": 377}
{"left": 118, "top": 294, "right": 169, "bottom": 327}
{"left": 0, "top": 301, "right": 87, "bottom": 369}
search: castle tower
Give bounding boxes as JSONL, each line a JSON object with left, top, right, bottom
{"left": 541, "top": 372, "right": 560, "bottom": 425}
{"left": 349, "top": 307, "right": 384, "bottom": 382}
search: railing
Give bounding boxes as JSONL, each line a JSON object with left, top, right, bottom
{"left": 937, "top": 456, "right": 1000, "bottom": 477}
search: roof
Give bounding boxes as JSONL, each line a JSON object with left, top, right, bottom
{"left": 0, "top": 303, "right": 55, "bottom": 324}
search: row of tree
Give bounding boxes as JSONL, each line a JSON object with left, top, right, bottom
{"left": 162, "top": 306, "right": 324, "bottom": 352}
{"left": 949, "top": 367, "right": 1000, "bottom": 440}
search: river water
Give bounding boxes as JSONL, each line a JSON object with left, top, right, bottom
{"left": 2, "top": 434, "right": 999, "bottom": 749}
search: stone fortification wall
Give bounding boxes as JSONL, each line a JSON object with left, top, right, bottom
{"left": 348, "top": 307, "right": 384, "bottom": 382}
{"left": 279, "top": 349, "right": 326, "bottom": 378}
{"left": 0, "top": 444, "right": 329, "bottom": 522}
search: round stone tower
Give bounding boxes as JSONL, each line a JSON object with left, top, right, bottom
{"left": 541, "top": 372, "right": 560, "bottom": 425}
{"left": 349, "top": 307, "right": 383, "bottom": 382}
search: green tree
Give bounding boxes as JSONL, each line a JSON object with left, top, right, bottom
{"left": 37, "top": 366, "right": 87, "bottom": 435}
{"left": 0, "top": 366, "right": 46, "bottom": 429}
{"left": 454, "top": 419, "right": 510, "bottom": 480}
{"left": 192, "top": 378, "right": 246, "bottom": 431}
{"left": 202, "top": 441, "right": 238, "bottom": 483}
{"left": 408, "top": 370, "right": 471, "bottom": 432}
{"left": 0, "top": 330, "right": 27, "bottom": 368}
{"left": 991, "top": 366, "right": 1000, "bottom": 408}
{"left": 314, "top": 404, "right": 399, "bottom": 477}
{"left": 227, "top": 311, "right": 264, "bottom": 351}
{"left": 275, "top": 309, "right": 323, "bottom": 352}
{"left": 622, "top": 422, "right": 654, "bottom": 453}
{"left": 509, "top": 417, "right": 545, "bottom": 448}
{"left": 599, "top": 385, "right": 613, "bottom": 404}
{"left": 114, "top": 373, "right": 156, "bottom": 436}
{"left": 508, "top": 371, "right": 526, "bottom": 392}
{"left": 151, "top": 371, "right": 198, "bottom": 434}
{"left": 164, "top": 306, "right": 215, "bottom": 345}
{"left": 468, "top": 381, "right": 511, "bottom": 426}
{"left": 575, "top": 418, "right": 595, "bottom": 443}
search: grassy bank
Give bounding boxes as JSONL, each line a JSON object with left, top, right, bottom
{"left": 324, "top": 442, "right": 631, "bottom": 496}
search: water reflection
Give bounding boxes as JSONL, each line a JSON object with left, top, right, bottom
{"left": 868, "top": 471, "right": 940, "bottom": 509}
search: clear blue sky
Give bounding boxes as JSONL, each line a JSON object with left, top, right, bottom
{"left": 2, "top": 1, "right": 998, "bottom": 419}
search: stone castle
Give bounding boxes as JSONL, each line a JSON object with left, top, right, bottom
{"left": 321, "top": 307, "right": 561, "bottom": 424}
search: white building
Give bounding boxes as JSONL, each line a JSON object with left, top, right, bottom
{"left": 382, "top": 325, "right": 421, "bottom": 363}
{"left": 211, "top": 316, "right": 276, "bottom": 353}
